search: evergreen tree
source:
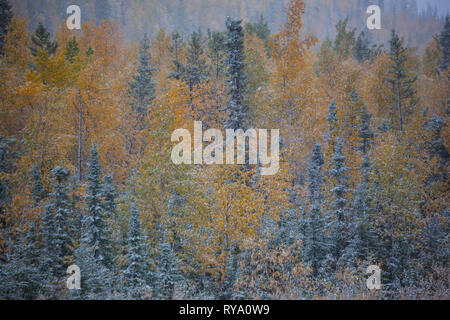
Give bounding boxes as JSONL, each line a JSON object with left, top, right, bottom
{"left": 74, "top": 146, "right": 113, "bottom": 299}
{"left": 208, "top": 30, "right": 226, "bottom": 81}
{"left": 182, "top": 30, "right": 209, "bottom": 90}
{"left": 65, "top": 36, "right": 79, "bottom": 64}
{"left": 245, "top": 14, "right": 270, "bottom": 42}
{"left": 129, "top": 34, "right": 155, "bottom": 116}
{"left": 40, "top": 203, "right": 59, "bottom": 296}
{"left": 439, "top": 14, "right": 450, "bottom": 71}
{"left": 358, "top": 105, "right": 375, "bottom": 154}
{"left": 50, "top": 166, "right": 72, "bottom": 277}
{"left": 153, "top": 225, "right": 180, "bottom": 300}
{"left": 346, "top": 154, "right": 376, "bottom": 264}
{"left": 328, "top": 138, "right": 351, "bottom": 267}
{"left": 74, "top": 240, "right": 108, "bottom": 299}
{"left": 353, "top": 30, "right": 381, "bottom": 63}
{"left": 346, "top": 104, "right": 376, "bottom": 263}
{"left": 102, "top": 174, "right": 119, "bottom": 287}
{"left": 0, "top": 0, "right": 13, "bottom": 53}
{"left": 327, "top": 99, "right": 338, "bottom": 130}
{"left": 388, "top": 29, "right": 418, "bottom": 132}
{"left": 82, "top": 145, "right": 113, "bottom": 269}
{"left": 0, "top": 222, "right": 42, "bottom": 299}
{"left": 103, "top": 175, "right": 117, "bottom": 221}
{"left": 122, "top": 204, "right": 147, "bottom": 299}
{"left": 0, "top": 136, "right": 14, "bottom": 241}
{"left": 31, "top": 164, "right": 45, "bottom": 205}
{"left": 169, "top": 31, "right": 183, "bottom": 80}
{"left": 304, "top": 143, "right": 327, "bottom": 277}
{"left": 225, "top": 17, "right": 248, "bottom": 130}
{"left": 334, "top": 18, "right": 356, "bottom": 58}
{"left": 30, "top": 22, "right": 58, "bottom": 56}
{"left": 245, "top": 14, "right": 270, "bottom": 53}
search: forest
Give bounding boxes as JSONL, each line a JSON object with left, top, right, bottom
{"left": 0, "top": 0, "right": 448, "bottom": 299}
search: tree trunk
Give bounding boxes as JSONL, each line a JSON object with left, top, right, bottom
{"left": 78, "top": 89, "right": 83, "bottom": 181}
{"left": 396, "top": 79, "right": 403, "bottom": 132}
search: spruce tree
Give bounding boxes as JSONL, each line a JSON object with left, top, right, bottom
{"left": 0, "top": 0, "right": 13, "bottom": 53}
{"left": 208, "top": 30, "right": 226, "bottom": 81}
{"left": 182, "top": 30, "right": 209, "bottom": 90}
{"left": 334, "top": 18, "right": 356, "bottom": 58}
{"left": 439, "top": 14, "right": 450, "bottom": 71}
{"left": 169, "top": 31, "right": 183, "bottom": 80}
{"left": 74, "top": 145, "right": 113, "bottom": 298}
{"left": 50, "top": 166, "right": 72, "bottom": 276}
{"left": 346, "top": 154, "right": 376, "bottom": 264}
{"left": 346, "top": 105, "right": 376, "bottom": 264}
{"left": 129, "top": 34, "right": 156, "bottom": 116}
{"left": 30, "top": 22, "right": 58, "bottom": 56}
{"left": 225, "top": 17, "right": 247, "bottom": 130}
{"left": 328, "top": 138, "right": 351, "bottom": 266}
{"left": 304, "top": 143, "right": 327, "bottom": 277}
{"left": 65, "top": 36, "right": 79, "bottom": 64}
{"left": 31, "top": 164, "right": 45, "bottom": 205}
{"left": 245, "top": 14, "right": 270, "bottom": 43}
{"left": 153, "top": 225, "right": 180, "bottom": 300}
{"left": 358, "top": 105, "right": 375, "bottom": 154}
{"left": 0, "top": 222, "right": 42, "bottom": 299}
{"left": 353, "top": 30, "right": 381, "bottom": 63}
{"left": 388, "top": 29, "right": 417, "bottom": 132}
{"left": 245, "top": 14, "right": 270, "bottom": 53}
{"left": 122, "top": 204, "right": 147, "bottom": 299}
{"left": 83, "top": 145, "right": 113, "bottom": 269}
{"left": 40, "top": 203, "right": 59, "bottom": 296}
{"left": 103, "top": 175, "right": 117, "bottom": 221}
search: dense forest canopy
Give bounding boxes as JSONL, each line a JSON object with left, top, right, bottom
{"left": 9, "top": 0, "right": 448, "bottom": 48}
{"left": 0, "top": 0, "right": 448, "bottom": 300}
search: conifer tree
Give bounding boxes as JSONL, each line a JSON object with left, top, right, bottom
{"left": 182, "top": 30, "right": 209, "bottom": 90}
{"left": 169, "top": 31, "right": 183, "bottom": 80}
{"left": 225, "top": 17, "right": 248, "bottom": 130}
{"left": 103, "top": 175, "right": 117, "bottom": 221}
{"left": 245, "top": 14, "right": 270, "bottom": 43}
{"left": 74, "top": 146, "right": 113, "bottom": 298}
{"left": 439, "top": 14, "right": 450, "bottom": 71}
{"left": 122, "top": 204, "right": 147, "bottom": 299}
{"left": 353, "top": 30, "right": 381, "bottom": 63}
{"left": 0, "top": 222, "right": 42, "bottom": 299}
{"left": 30, "top": 22, "right": 58, "bottom": 56}
{"left": 358, "top": 105, "right": 375, "bottom": 154}
{"left": 40, "top": 203, "right": 58, "bottom": 296}
{"left": 328, "top": 139, "right": 351, "bottom": 266}
{"left": 31, "top": 164, "right": 45, "bottom": 205}
{"left": 50, "top": 166, "right": 72, "bottom": 276}
{"left": 83, "top": 145, "right": 113, "bottom": 269}
{"left": 334, "top": 18, "right": 356, "bottom": 58}
{"left": 129, "top": 34, "right": 156, "bottom": 116}
{"left": 208, "top": 30, "right": 226, "bottom": 81}
{"left": 304, "top": 143, "right": 327, "bottom": 276}
{"left": 346, "top": 154, "right": 376, "bottom": 264}
{"left": 0, "top": 0, "right": 13, "bottom": 53}
{"left": 65, "top": 36, "right": 79, "bottom": 64}
{"left": 388, "top": 29, "right": 418, "bottom": 132}
{"left": 153, "top": 225, "right": 180, "bottom": 300}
